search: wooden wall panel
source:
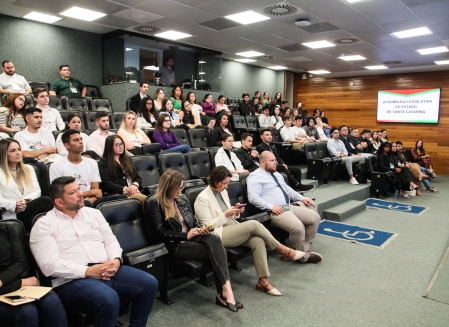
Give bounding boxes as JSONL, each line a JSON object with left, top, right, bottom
{"left": 294, "top": 70, "right": 449, "bottom": 175}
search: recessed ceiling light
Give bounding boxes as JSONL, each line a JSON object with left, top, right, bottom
{"left": 235, "top": 51, "right": 265, "bottom": 57}
{"left": 343, "top": 0, "right": 370, "bottom": 4}
{"left": 199, "top": 79, "right": 206, "bottom": 82}
{"left": 416, "top": 46, "right": 448, "bottom": 55}
{"left": 199, "top": 61, "right": 206, "bottom": 64}
{"left": 143, "top": 66, "right": 159, "bottom": 71}
{"left": 126, "top": 48, "right": 133, "bottom": 51}
{"left": 339, "top": 55, "right": 366, "bottom": 61}
{"left": 308, "top": 70, "right": 330, "bottom": 74}
{"left": 391, "top": 27, "right": 432, "bottom": 39}
{"left": 302, "top": 40, "right": 335, "bottom": 49}
{"left": 268, "top": 66, "right": 287, "bottom": 70}
{"left": 234, "top": 59, "right": 257, "bottom": 63}
{"left": 154, "top": 30, "right": 192, "bottom": 40}
{"left": 365, "top": 65, "right": 388, "bottom": 70}
{"left": 23, "top": 12, "right": 62, "bottom": 24}
{"left": 199, "top": 72, "right": 206, "bottom": 75}
{"left": 435, "top": 60, "right": 449, "bottom": 65}
{"left": 225, "top": 11, "right": 270, "bottom": 25}
{"left": 60, "top": 6, "right": 106, "bottom": 22}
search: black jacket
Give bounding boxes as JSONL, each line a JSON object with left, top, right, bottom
{"left": 210, "top": 127, "right": 230, "bottom": 146}
{"left": 256, "top": 142, "right": 284, "bottom": 165}
{"left": 146, "top": 195, "right": 200, "bottom": 253}
{"left": 235, "top": 147, "right": 259, "bottom": 171}
{"left": 129, "top": 93, "right": 146, "bottom": 112}
{"left": 98, "top": 158, "right": 142, "bottom": 194}
{"left": 377, "top": 153, "right": 397, "bottom": 172}
{"left": 238, "top": 101, "right": 252, "bottom": 116}
{"left": 339, "top": 135, "right": 358, "bottom": 155}
{"left": 0, "top": 224, "right": 26, "bottom": 295}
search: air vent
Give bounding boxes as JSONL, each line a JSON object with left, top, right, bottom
{"left": 383, "top": 61, "right": 402, "bottom": 65}
{"left": 333, "top": 37, "right": 360, "bottom": 45}
{"left": 277, "top": 44, "right": 308, "bottom": 52}
{"left": 133, "top": 25, "right": 161, "bottom": 35}
{"left": 264, "top": 3, "right": 297, "bottom": 17}
{"left": 258, "top": 55, "right": 274, "bottom": 61}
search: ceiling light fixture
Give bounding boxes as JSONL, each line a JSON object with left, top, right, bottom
{"left": 234, "top": 59, "right": 257, "bottom": 63}
{"left": 268, "top": 66, "right": 287, "bottom": 70}
{"left": 416, "top": 46, "right": 448, "bottom": 55}
{"left": 308, "top": 70, "right": 330, "bottom": 74}
{"left": 435, "top": 60, "right": 449, "bottom": 65}
{"left": 126, "top": 48, "right": 133, "bottom": 51}
{"left": 154, "top": 30, "right": 192, "bottom": 40}
{"left": 339, "top": 55, "right": 366, "bottom": 61}
{"left": 302, "top": 40, "right": 335, "bottom": 49}
{"left": 225, "top": 11, "right": 270, "bottom": 25}
{"left": 295, "top": 19, "right": 311, "bottom": 27}
{"left": 365, "top": 65, "right": 388, "bottom": 70}
{"left": 235, "top": 51, "right": 265, "bottom": 57}
{"left": 23, "top": 12, "right": 62, "bottom": 24}
{"left": 199, "top": 61, "right": 206, "bottom": 64}
{"left": 199, "top": 72, "right": 206, "bottom": 75}
{"left": 60, "top": 6, "right": 106, "bottom": 22}
{"left": 391, "top": 27, "right": 432, "bottom": 39}
{"left": 143, "top": 66, "right": 159, "bottom": 71}
{"left": 302, "top": 74, "right": 307, "bottom": 80}
{"left": 343, "top": 0, "right": 370, "bottom": 4}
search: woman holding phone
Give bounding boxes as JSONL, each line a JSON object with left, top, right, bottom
{"left": 146, "top": 170, "right": 243, "bottom": 312}
{"left": 194, "top": 166, "right": 306, "bottom": 296}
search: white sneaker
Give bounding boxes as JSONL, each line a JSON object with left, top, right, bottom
{"left": 349, "top": 177, "right": 359, "bottom": 185}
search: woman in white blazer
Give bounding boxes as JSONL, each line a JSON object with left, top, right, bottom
{"left": 214, "top": 134, "right": 249, "bottom": 182}
{"left": 0, "top": 138, "right": 53, "bottom": 230}
{"left": 194, "top": 166, "right": 306, "bottom": 296}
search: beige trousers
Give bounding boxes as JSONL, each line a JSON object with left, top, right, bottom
{"left": 221, "top": 220, "right": 280, "bottom": 278}
{"left": 129, "top": 193, "right": 147, "bottom": 207}
{"left": 270, "top": 201, "right": 321, "bottom": 262}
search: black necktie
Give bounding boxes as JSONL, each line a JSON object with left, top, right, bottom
{"left": 169, "top": 112, "right": 173, "bottom": 119}
{"left": 271, "top": 173, "right": 290, "bottom": 205}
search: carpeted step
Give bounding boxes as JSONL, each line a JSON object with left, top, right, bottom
{"left": 301, "top": 178, "right": 319, "bottom": 187}
{"left": 322, "top": 200, "right": 367, "bottom": 222}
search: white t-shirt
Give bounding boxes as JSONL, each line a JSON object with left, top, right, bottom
{"left": 41, "top": 106, "right": 65, "bottom": 131}
{"left": 280, "top": 126, "right": 297, "bottom": 142}
{"left": 55, "top": 132, "right": 98, "bottom": 157}
{"left": 14, "top": 128, "right": 55, "bottom": 152}
{"left": 50, "top": 157, "right": 101, "bottom": 192}
{"left": 0, "top": 72, "right": 30, "bottom": 93}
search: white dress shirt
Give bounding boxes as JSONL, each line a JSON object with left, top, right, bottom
{"left": 214, "top": 147, "right": 244, "bottom": 181}
{"left": 89, "top": 129, "right": 115, "bottom": 157}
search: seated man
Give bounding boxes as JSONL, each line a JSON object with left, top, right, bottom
{"left": 327, "top": 127, "right": 365, "bottom": 185}
{"left": 235, "top": 132, "right": 260, "bottom": 172}
{"left": 33, "top": 88, "right": 65, "bottom": 131}
{"left": 89, "top": 111, "right": 116, "bottom": 157}
{"left": 129, "top": 82, "right": 149, "bottom": 112}
{"left": 0, "top": 60, "right": 32, "bottom": 98}
{"left": 13, "top": 107, "right": 57, "bottom": 166}
{"left": 358, "top": 129, "right": 374, "bottom": 154}
{"left": 247, "top": 151, "right": 322, "bottom": 263}
{"left": 256, "top": 129, "right": 314, "bottom": 192}
{"left": 340, "top": 126, "right": 372, "bottom": 158}
{"left": 50, "top": 129, "right": 126, "bottom": 207}
{"left": 258, "top": 106, "right": 275, "bottom": 128}
{"left": 49, "top": 65, "right": 86, "bottom": 97}
{"left": 30, "top": 176, "right": 158, "bottom": 327}
{"left": 281, "top": 115, "right": 311, "bottom": 150}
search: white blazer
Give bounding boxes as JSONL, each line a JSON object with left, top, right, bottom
{"left": 214, "top": 147, "right": 244, "bottom": 181}
{"left": 0, "top": 164, "right": 41, "bottom": 219}
{"left": 194, "top": 186, "right": 239, "bottom": 239}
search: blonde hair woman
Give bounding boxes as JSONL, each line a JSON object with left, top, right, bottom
{"left": 117, "top": 110, "right": 152, "bottom": 155}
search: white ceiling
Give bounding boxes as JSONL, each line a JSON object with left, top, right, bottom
{"left": 1, "top": 0, "right": 449, "bottom": 77}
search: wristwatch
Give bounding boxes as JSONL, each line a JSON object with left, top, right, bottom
{"left": 114, "top": 257, "right": 123, "bottom": 264}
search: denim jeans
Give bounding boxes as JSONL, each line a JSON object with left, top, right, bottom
{"left": 54, "top": 265, "right": 158, "bottom": 327}
{"left": 173, "top": 234, "right": 229, "bottom": 293}
{"left": 420, "top": 166, "right": 432, "bottom": 188}
{"left": 0, "top": 290, "right": 67, "bottom": 327}
{"left": 161, "top": 144, "right": 191, "bottom": 154}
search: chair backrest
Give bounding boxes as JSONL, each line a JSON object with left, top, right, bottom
{"left": 59, "top": 110, "right": 81, "bottom": 126}
{"left": 172, "top": 128, "right": 191, "bottom": 147}
{"left": 84, "top": 85, "right": 101, "bottom": 98}
{"left": 245, "top": 115, "right": 259, "bottom": 129}
{"left": 24, "top": 94, "right": 34, "bottom": 108}
{"left": 209, "top": 148, "right": 218, "bottom": 168}
{"left": 130, "top": 155, "right": 160, "bottom": 187}
{"left": 29, "top": 163, "right": 45, "bottom": 196}
{"left": 48, "top": 95, "right": 63, "bottom": 110}
{"left": 91, "top": 98, "right": 112, "bottom": 112}
{"left": 84, "top": 111, "right": 109, "bottom": 131}
{"left": 184, "top": 185, "right": 207, "bottom": 213}
{"left": 97, "top": 198, "right": 155, "bottom": 252}
{"left": 226, "top": 182, "right": 251, "bottom": 218}
{"left": 270, "top": 128, "right": 283, "bottom": 142}
{"left": 111, "top": 112, "right": 125, "bottom": 130}
{"left": 0, "top": 219, "right": 36, "bottom": 279}
{"left": 126, "top": 98, "right": 132, "bottom": 111}
{"left": 188, "top": 128, "right": 211, "bottom": 148}
{"left": 186, "top": 151, "right": 211, "bottom": 179}
{"left": 367, "top": 155, "right": 380, "bottom": 173}
{"left": 304, "top": 143, "right": 319, "bottom": 159}
{"left": 231, "top": 115, "right": 247, "bottom": 129}
{"left": 316, "top": 142, "right": 329, "bottom": 158}
{"left": 227, "top": 98, "right": 237, "bottom": 105}
{"left": 65, "top": 96, "right": 89, "bottom": 112}
{"left": 159, "top": 152, "right": 191, "bottom": 179}
{"left": 43, "top": 162, "right": 53, "bottom": 196}
{"left": 29, "top": 81, "right": 50, "bottom": 91}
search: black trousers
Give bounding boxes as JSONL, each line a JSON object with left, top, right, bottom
{"left": 17, "top": 196, "right": 54, "bottom": 232}
{"left": 276, "top": 164, "right": 302, "bottom": 188}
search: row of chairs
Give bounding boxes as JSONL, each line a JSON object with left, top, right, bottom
{"left": 26, "top": 82, "right": 101, "bottom": 98}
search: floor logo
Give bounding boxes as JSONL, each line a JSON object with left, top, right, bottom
{"left": 366, "top": 198, "right": 428, "bottom": 215}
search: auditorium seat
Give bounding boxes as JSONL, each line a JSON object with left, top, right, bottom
{"left": 186, "top": 150, "right": 211, "bottom": 181}
{"left": 48, "top": 95, "right": 63, "bottom": 110}
{"left": 29, "top": 81, "right": 50, "bottom": 91}
{"left": 24, "top": 94, "right": 34, "bottom": 108}
{"left": 59, "top": 110, "right": 81, "bottom": 125}
{"left": 64, "top": 96, "right": 89, "bottom": 112}
{"left": 130, "top": 155, "right": 160, "bottom": 194}
{"left": 84, "top": 85, "right": 101, "bottom": 98}
{"left": 111, "top": 112, "right": 125, "bottom": 129}
{"left": 90, "top": 98, "right": 112, "bottom": 112}
{"left": 158, "top": 152, "right": 205, "bottom": 191}
{"left": 84, "top": 111, "right": 110, "bottom": 131}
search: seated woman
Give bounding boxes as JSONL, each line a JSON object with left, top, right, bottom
{"left": 215, "top": 95, "right": 230, "bottom": 115}
{"left": 210, "top": 114, "right": 232, "bottom": 146}
{"left": 147, "top": 170, "right": 243, "bottom": 312}
{"left": 271, "top": 92, "right": 281, "bottom": 107}
{"left": 186, "top": 92, "right": 215, "bottom": 129}
{"left": 249, "top": 97, "right": 261, "bottom": 116}
{"left": 370, "top": 131, "right": 381, "bottom": 153}
{"left": 152, "top": 114, "right": 191, "bottom": 155}
{"left": 56, "top": 113, "right": 99, "bottom": 158}
{"left": 200, "top": 94, "right": 215, "bottom": 116}
{"left": 153, "top": 88, "right": 164, "bottom": 111}
{"left": 0, "top": 221, "right": 67, "bottom": 327}
{"left": 271, "top": 106, "right": 283, "bottom": 129}
{"left": 0, "top": 138, "right": 53, "bottom": 231}
{"left": 215, "top": 134, "right": 249, "bottom": 182}
{"left": 391, "top": 142, "right": 424, "bottom": 196}
{"left": 314, "top": 116, "right": 328, "bottom": 141}
{"left": 282, "top": 107, "right": 291, "bottom": 117}
{"left": 303, "top": 117, "right": 321, "bottom": 142}
{"left": 319, "top": 111, "right": 330, "bottom": 137}
{"left": 98, "top": 134, "right": 147, "bottom": 204}
{"left": 195, "top": 166, "right": 305, "bottom": 296}
{"left": 136, "top": 97, "right": 158, "bottom": 129}
{"left": 0, "top": 93, "right": 28, "bottom": 132}
{"left": 411, "top": 139, "right": 437, "bottom": 178}
{"left": 377, "top": 142, "right": 418, "bottom": 198}
{"left": 117, "top": 110, "right": 153, "bottom": 155}
{"left": 170, "top": 85, "right": 184, "bottom": 113}
{"left": 179, "top": 100, "right": 200, "bottom": 129}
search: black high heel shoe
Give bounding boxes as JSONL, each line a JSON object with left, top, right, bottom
{"left": 215, "top": 294, "right": 243, "bottom": 311}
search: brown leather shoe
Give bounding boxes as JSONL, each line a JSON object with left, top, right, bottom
{"left": 305, "top": 252, "right": 322, "bottom": 263}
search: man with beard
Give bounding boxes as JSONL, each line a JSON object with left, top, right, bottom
{"left": 0, "top": 60, "right": 32, "bottom": 99}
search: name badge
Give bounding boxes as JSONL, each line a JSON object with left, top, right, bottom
{"left": 390, "top": 163, "right": 395, "bottom": 169}
{"left": 133, "top": 140, "right": 141, "bottom": 147}
{"left": 11, "top": 123, "right": 20, "bottom": 131}
{"left": 350, "top": 143, "right": 355, "bottom": 149}
{"left": 70, "top": 87, "right": 78, "bottom": 93}
{"left": 11, "top": 83, "right": 21, "bottom": 91}
{"left": 150, "top": 116, "right": 156, "bottom": 123}
{"left": 44, "top": 120, "right": 53, "bottom": 128}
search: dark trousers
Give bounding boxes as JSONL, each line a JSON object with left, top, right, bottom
{"left": 83, "top": 194, "right": 127, "bottom": 208}
{"left": 172, "top": 234, "right": 230, "bottom": 293}
{"left": 276, "top": 164, "right": 302, "bottom": 188}
{"left": 17, "top": 196, "right": 54, "bottom": 232}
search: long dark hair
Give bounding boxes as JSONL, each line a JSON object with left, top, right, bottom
{"left": 103, "top": 135, "right": 137, "bottom": 183}
{"left": 170, "top": 85, "right": 184, "bottom": 100}
{"left": 414, "top": 139, "right": 425, "bottom": 155}
{"left": 138, "top": 97, "right": 158, "bottom": 124}
{"left": 156, "top": 114, "right": 171, "bottom": 133}
{"left": 378, "top": 141, "right": 392, "bottom": 156}
{"left": 64, "top": 113, "right": 82, "bottom": 131}
{"left": 186, "top": 91, "right": 197, "bottom": 104}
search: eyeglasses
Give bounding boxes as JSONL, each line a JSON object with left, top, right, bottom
{"left": 17, "top": 98, "right": 25, "bottom": 102}
{"left": 146, "top": 102, "right": 153, "bottom": 105}
{"left": 114, "top": 143, "right": 124, "bottom": 148}
{"left": 164, "top": 119, "right": 171, "bottom": 122}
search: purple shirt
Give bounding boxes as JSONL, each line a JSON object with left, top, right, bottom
{"left": 153, "top": 129, "right": 180, "bottom": 150}
{"left": 200, "top": 101, "right": 215, "bottom": 114}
